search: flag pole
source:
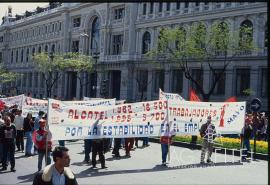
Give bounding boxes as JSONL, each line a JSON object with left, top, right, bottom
{"left": 45, "top": 98, "right": 50, "bottom": 165}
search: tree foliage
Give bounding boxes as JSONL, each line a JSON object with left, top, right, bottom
{"left": 32, "top": 52, "right": 93, "bottom": 98}
{"left": 148, "top": 21, "right": 257, "bottom": 101}
{"left": 0, "top": 64, "right": 20, "bottom": 84}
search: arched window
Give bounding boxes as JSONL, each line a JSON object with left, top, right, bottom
{"left": 216, "top": 22, "right": 229, "bottom": 51}
{"left": 239, "top": 20, "right": 253, "bottom": 47}
{"left": 142, "top": 31, "right": 151, "bottom": 54}
{"left": 194, "top": 22, "right": 206, "bottom": 49}
{"left": 91, "top": 17, "right": 100, "bottom": 54}
{"left": 21, "top": 49, "right": 24, "bottom": 62}
{"left": 45, "top": 45, "right": 48, "bottom": 53}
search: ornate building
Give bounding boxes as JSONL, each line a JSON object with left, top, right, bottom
{"left": 0, "top": 2, "right": 268, "bottom": 111}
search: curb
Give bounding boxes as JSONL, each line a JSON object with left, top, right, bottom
{"left": 148, "top": 138, "right": 268, "bottom": 161}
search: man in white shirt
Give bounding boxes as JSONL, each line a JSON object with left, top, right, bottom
{"left": 14, "top": 110, "right": 24, "bottom": 152}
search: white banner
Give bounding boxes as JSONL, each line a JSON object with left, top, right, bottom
{"left": 22, "top": 96, "right": 48, "bottom": 117}
{"left": 48, "top": 98, "right": 246, "bottom": 140}
{"left": 167, "top": 100, "right": 246, "bottom": 135}
{"left": 83, "top": 96, "right": 125, "bottom": 105}
{"left": 0, "top": 94, "right": 24, "bottom": 108}
{"left": 159, "top": 89, "right": 185, "bottom": 101}
{"left": 48, "top": 99, "right": 168, "bottom": 140}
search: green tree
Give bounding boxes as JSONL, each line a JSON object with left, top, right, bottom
{"left": 148, "top": 21, "right": 257, "bottom": 101}
{"left": 32, "top": 52, "right": 93, "bottom": 98}
{"left": 0, "top": 64, "right": 22, "bottom": 94}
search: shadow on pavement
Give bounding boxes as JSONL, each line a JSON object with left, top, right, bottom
{"left": 75, "top": 162, "right": 243, "bottom": 178}
{"left": 17, "top": 171, "right": 38, "bottom": 183}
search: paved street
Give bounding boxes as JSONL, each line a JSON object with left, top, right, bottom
{"left": 0, "top": 140, "right": 268, "bottom": 185}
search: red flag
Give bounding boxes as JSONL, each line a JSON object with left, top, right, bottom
{"left": 225, "top": 96, "right": 237, "bottom": 102}
{"left": 189, "top": 88, "right": 201, "bottom": 102}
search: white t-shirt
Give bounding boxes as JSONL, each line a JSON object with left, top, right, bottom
{"left": 14, "top": 115, "right": 24, "bottom": 130}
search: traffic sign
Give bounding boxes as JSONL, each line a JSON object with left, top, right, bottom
{"left": 250, "top": 98, "right": 261, "bottom": 112}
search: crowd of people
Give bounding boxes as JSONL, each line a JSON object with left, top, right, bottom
{"left": 0, "top": 101, "right": 268, "bottom": 184}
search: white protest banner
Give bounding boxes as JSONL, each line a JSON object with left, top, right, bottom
{"left": 159, "top": 89, "right": 185, "bottom": 101}
{"left": 83, "top": 97, "right": 103, "bottom": 101}
{"left": 48, "top": 99, "right": 168, "bottom": 140}
{"left": 22, "top": 96, "right": 48, "bottom": 117}
{"left": 0, "top": 94, "right": 24, "bottom": 108}
{"left": 22, "top": 97, "right": 116, "bottom": 117}
{"left": 168, "top": 100, "right": 246, "bottom": 135}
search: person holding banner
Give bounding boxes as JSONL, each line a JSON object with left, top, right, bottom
{"left": 199, "top": 116, "right": 216, "bottom": 164}
{"left": 91, "top": 139, "right": 107, "bottom": 169}
{"left": 33, "top": 118, "right": 52, "bottom": 172}
{"left": 33, "top": 146, "right": 78, "bottom": 185}
{"left": 160, "top": 130, "right": 176, "bottom": 166}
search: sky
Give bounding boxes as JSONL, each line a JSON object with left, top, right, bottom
{"left": 0, "top": 3, "right": 48, "bottom": 20}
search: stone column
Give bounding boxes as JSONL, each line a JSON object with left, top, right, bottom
{"left": 128, "top": 3, "right": 138, "bottom": 57}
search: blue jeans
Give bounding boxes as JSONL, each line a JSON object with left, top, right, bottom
{"left": 243, "top": 138, "right": 250, "bottom": 157}
{"left": 38, "top": 150, "right": 51, "bottom": 171}
{"left": 143, "top": 137, "right": 149, "bottom": 146}
{"left": 84, "top": 139, "right": 92, "bottom": 162}
{"left": 58, "top": 140, "right": 65, "bottom": 146}
{"left": 25, "top": 131, "right": 33, "bottom": 155}
{"left": 161, "top": 143, "right": 169, "bottom": 163}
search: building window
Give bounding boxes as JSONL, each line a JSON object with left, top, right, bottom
{"left": 51, "top": 44, "right": 55, "bottom": 53}
{"left": 191, "top": 69, "right": 203, "bottom": 93}
{"left": 59, "top": 22, "right": 62, "bottom": 31}
{"left": 38, "top": 46, "right": 42, "bottom": 53}
{"left": 142, "top": 31, "right": 151, "bottom": 54}
{"left": 212, "top": 69, "right": 226, "bottom": 95}
{"left": 195, "top": 2, "right": 199, "bottom": 7}
{"left": 184, "top": 2, "right": 189, "bottom": 8}
{"left": 158, "top": 2, "right": 163, "bottom": 12}
{"left": 45, "top": 45, "right": 48, "bottom": 53}
{"left": 32, "top": 47, "right": 35, "bottom": 56}
{"left": 0, "top": 52, "right": 2, "bottom": 63}
{"left": 153, "top": 70, "right": 164, "bottom": 93}
{"left": 114, "top": 8, "right": 125, "bottom": 20}
{"left": 143, "top": 3, "right": 147, "bottom": 15}
{"left": 11, "top": 51, "right": 13, "bottom": 63}
{"left": 91, "top": 17, "right": 100, "bottom": 53}
{"left": 26, "top": 49, "right": 29, "bottom": 62}
{"left": 236, "top": 69, "right": 250, "bottom": 96}
{"left": 73, "top": 17, "right": 81, "bottom": 28}
{"left": 137, "top": 70, "right": 148, "bottom": 93}
{"left": 16, "top": 50, "right": 18, "bottom": 63}
{"left": 0, "top": 36, "right": 3, "bottom": 42}
{"left": 112, "top": 34, "right": 123, "bottom": 55}
{"left": 239, "top": 20, "right": 253, "bottom": 52}
{"left": 261, "top": 68, "right": 267, "bottom": 97}
{"left": 21, "top": 49, "right": 24, "bottom": 63}
{"left": 176, "top": 2, "right": 181, "bottom": 10}
{"left": 72, "top": 41, "right": 79, "bottom": 53}
{"left": 171, "top": 69, "right": 183, "bottom": 94}
{"left": 150, "top": 2, "right": 154, "bottom": 14}
{"left": 166, "top": 2, "right": 170, "bottom": 11}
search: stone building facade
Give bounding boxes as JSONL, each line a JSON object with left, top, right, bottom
{"left": 0, "top": 2, "right": 268, "bottom": 111}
